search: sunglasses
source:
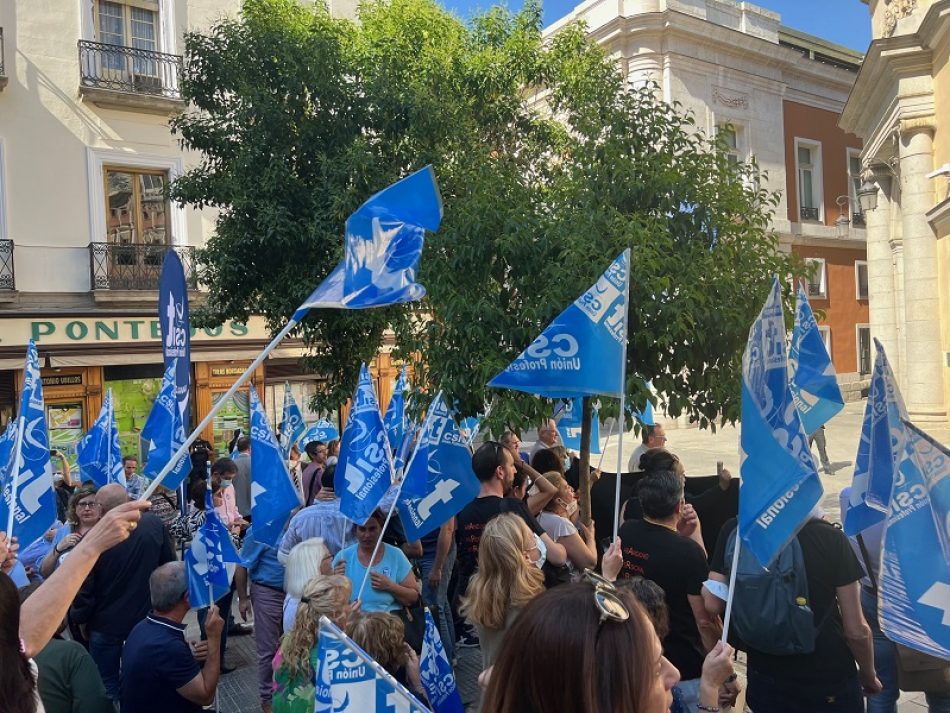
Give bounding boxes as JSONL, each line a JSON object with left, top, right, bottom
{"left": 582, "top": 569, "right": 630, "bottom": 626}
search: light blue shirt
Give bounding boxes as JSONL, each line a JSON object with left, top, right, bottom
{"left": 279, "top": 496, "right": 354, "bottom": 559}
{"left": 240, "top": 528, "right": 285, "bottom": 590}
{"left": 332, "top": 543, "right": 412, "bottom": 613}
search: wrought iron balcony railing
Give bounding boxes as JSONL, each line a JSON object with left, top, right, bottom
{"left": 800, "top": 206, "right": 820, "bottom": 221}
{"left": 89, "top": 243, "right": 197, "bottom": 291}
{"left": 0, "top": 240, "right": 14, "bottom": 290}
{"left": 78, "top": 40, "right": 182, "bottom": 99}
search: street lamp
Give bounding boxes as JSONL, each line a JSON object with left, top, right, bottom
{"left": 835, "top": 195, "right": 851, "bottom": 238}
{"left": 857, "top": 177, "right": 879, "bottom": 213}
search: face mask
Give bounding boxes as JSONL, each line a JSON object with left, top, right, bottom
{"left": 533, "top": 534, "right": 547, "bottom": 570}
{"left": 557, "top": 497, "right": 578, "bottom": 517}
{"left": 220, "top": 480, "right": 232, "bottom": 489}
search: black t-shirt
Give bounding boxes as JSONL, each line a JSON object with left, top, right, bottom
{"left": 618, "top": 518, "right": 708, "bottom": 680}
{"left": 709, "top": 517, "right": 865, "bottom": 683}
{"left": 455, "top": 496, "right": 545, "bottom": 580}
{"left": 120, "top": 615, "right": 201, "bottom": 712}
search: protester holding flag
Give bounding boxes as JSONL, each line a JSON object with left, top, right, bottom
{"left": 279, "top": 465, "right": 353, "bottom": 560}
{"left": 348, "top": 612, "right": 428, "bottom": 702}
{"left": 39, "top": 485, "right": 100, "bottom": 578}
{"left": 460, "top": 513, "right": 545, "bottom": 668}
{"left": 536, "top": 472, "right": 598, "bottom": 578}
{"left": 272, "top": 575, "right": 352, "bottom": 713}
{"left": 332, "top": 508, "right": 420, "bottom": 614}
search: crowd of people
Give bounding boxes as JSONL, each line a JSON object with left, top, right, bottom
{"left": 1, "top": 418, "right": 943, "bottom": 713}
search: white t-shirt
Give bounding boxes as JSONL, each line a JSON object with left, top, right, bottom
{"left": 537, "top": 511, "right": 577, "bottom": 541}
{"left": 627, "top": 443, "right": 649, "bottom": 472}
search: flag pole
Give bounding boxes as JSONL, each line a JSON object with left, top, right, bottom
{"left": 721, "top": 531, "right": 742, "bottom": 643}
{"left": 596, "top": 416, "right": 617, "bottom": 471}
{"left": 612, "top": 248, "right": 632, "bottom": 542}
{"left": 140, "top": 318, "right": 300, "bottom": 501}
{"left": 356, "top": 392, "right": 441, "bottom": 602}
{"left": 4, "top": 415, "right": 26, "bottom": 539}
{"left": 466, "top": 397, "right": 496, "bottom": 449}
{"left": 106, "top": 389, "right": 115, "bottom": 484}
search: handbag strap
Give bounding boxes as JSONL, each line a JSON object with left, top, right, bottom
{"left": 856, "top": 533, "right": 878, "bottom": 594}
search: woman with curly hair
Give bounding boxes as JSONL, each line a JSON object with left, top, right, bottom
{"left": 39, "top": 485, "right": 99, "bottom": 579}
{"left": 347, "top": 612, "right": 426, "bottom": 703}
{"left": 272, "top": 575, "right": 351, "bottom": 713}
{"left": 460, "top": 513, "right": 545, "bottom": 668}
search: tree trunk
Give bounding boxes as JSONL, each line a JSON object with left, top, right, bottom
{"left": 578, "top": 396, "right": 593, "bottom": 527}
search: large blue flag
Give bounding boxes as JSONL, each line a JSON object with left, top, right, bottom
{"left": 249, "top": 385, "right": 301, "bottom": 546}
{"left": 789, "top": 285, "right": 844, "bottom": 435}
{"left": 420, "top": 609, "right": 464, "bottom": 713}
{"left": 739, "top": 277, "right": 823, "bottom": 567}
{"left": 397, "top": 394, "right": 480, "bottom": 542}
{"left": 842, "top": 343, "right": 891, "bottom": 536}
{"left": 336, "top": 365, "right": 394, "bottom": 526}
{"left": 0, "top": 341, "right": 56, "bottom": 547}
{"left": 293, "top": 167, "right": 442, "bottom": 318}
{"left": 315, "top": 616, "right": 430, "bottom": 713}
{"left": 489, "top": 250, "right": 629, "bottom": 398}
{"left": 300, "top": 418, "right": 340, "bottom": 447}
{"left": 159, "top": 251, "right": 191, "bottom": 426}
{"left": 554, "top": 398, "right": 601, "bottom": 454}
{"left": 185, "top": 490, "right": 242, "bottom": 609}
{"left": 141, "top": 360, "right": 191, "bottom": 491}
{"left": 383, "top": 366, "right": 408, "bottom": 454}
{"left": 76, "top": 389, "right": 125, "bottom": 488}
{"left": 879, "top": 418, "right": 950, "bottom": 658}
{"left": 866, "top": 339, "right": 908, "bottom": 514}
{"left": 279, "top": 383, "right": 306, "bottom": 458}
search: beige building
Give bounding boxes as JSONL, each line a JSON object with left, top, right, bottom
{"left": 547, "top": 0, "right": 871, "bottom": 398}
{"left": 840, "top": 0, "right": 950, "bottom": 426}
{"left": 0, "top": 0, "right": 369, "bottom": 460}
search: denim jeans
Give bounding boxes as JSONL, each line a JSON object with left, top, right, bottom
{"left": 418, "top": 543, "right": 456, "bottom": 661}
{"left": 672, "top": 678, "right": 702, "bottom": 712}
{"left": 862, "top": 587, "right": 950, "bottom": 713}
{"left": 89, "top": 629, "right": 125, "bottom": 701}
{"left": 747, "top": 669, "right": 864, "bottom": 713}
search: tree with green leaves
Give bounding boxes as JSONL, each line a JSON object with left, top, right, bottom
{"left": 171, "top": 0, "right": 799, "bottom": 493}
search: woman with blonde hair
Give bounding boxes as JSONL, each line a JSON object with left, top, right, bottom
{"left": 282, "top": 538, "right": 330, "bottom": 632}
{"left": 460, "top": 513, "right": 545, "bottom": 668}
{"left": 537, "top": 471, "right": 598, "bottom": 578}
{"left": 272, "top": 574, "right": 351, "bottom": 713}
{"left": 348, "top": 613, "right": 426, "bottom": 702}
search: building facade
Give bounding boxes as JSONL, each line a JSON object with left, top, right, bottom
{"left": 840, "top": 0, "right": 950, "bottom": 426}
{"left": 546, "top": 0, "right": 871, "bottom": 397}
{"left": 0, "top": 0, "right": 388, "bottom": 462}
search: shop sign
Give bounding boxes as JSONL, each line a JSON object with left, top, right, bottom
{"left": 210, "top": 366, "right": 249, "bottom": 377}
{"left": 41, "top": 374, "right": 83, "bottom": 387}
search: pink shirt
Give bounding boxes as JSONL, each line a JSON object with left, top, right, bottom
{"left": 215, "top": 484, "right": 241, "bottom": 526}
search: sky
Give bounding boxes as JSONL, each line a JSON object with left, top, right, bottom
{"left": 437, "top": 0, "right": 873, "bottom": 52}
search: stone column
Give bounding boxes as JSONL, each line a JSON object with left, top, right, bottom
{"left": 898, "top": 121, "right": 946, "bottom": 422}
{"left": 865, "top": 168, "right": 899, "bottom": 375}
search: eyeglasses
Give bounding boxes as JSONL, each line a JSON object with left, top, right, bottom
{"left": 582, "top": 569, "right": 630, "bottom": 626}
{"left": 77, "top": 501, "right": 100, "bottom": 510}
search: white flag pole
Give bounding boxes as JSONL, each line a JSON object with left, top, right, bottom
{"left": 721, "top": 531, "right": 742, "bottom": 643}
{"left": 612, "top": 249, "right": 632, "bottom": 542}
{"left": 4, "top": 415, "right": 26, "bottom": 539}
{"left": 140, "top": 318, "right": 300, "bottom": 501}
{"left": 596, "top": 416, "right": 617, "bottom": 471}
{"left": 356, "top": 392, "right": 441, "bottom": 603}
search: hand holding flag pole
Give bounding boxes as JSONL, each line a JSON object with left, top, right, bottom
{"left": 141, "top": 167, "right": 441, "bottom": 502}
{"left": 355, "top": 392, "right": 442, "bottom": 603}
{"left": 611, "top": 249, "right": 631, "bottom": 540}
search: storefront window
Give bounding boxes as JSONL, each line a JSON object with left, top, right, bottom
{"left": 47, "top": 403, "right": 84, "bottom": 469}
{"left": 264, "top": 380, "right": 338, "bottom": 435}
{"left": 212, "top": 391, "right": 249, "bottom": 456}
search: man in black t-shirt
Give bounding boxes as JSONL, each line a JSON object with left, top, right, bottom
{"left": 706, "top": 516, "right": 881, "bottom": 712}
{"left": 617, "top": 469, "right": 717, "bottom": 710}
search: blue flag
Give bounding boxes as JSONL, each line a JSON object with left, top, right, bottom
{"left": 249, "top": 386, "right": 301, "bottom": 546}
{"left": 279, "top": 383, "right": 306, "bottom": 458}
{"left": 554, "top": 399, "right": 602, "bottom": 454}
{"left": 141, "top": 360, "right": 191, "bottom": 491}
{"left": 315, "top": 616, "right": 430, "bottom": 713}
{"left": 420, "top": 609, "right": 464, "bottom": 713}
{"left": 159, "top": 251, "right": 191, "bottom": 426}
{"left": 842, "top": 343, "right": 891, "bottom": 536}
{"left": 185, "top": 491, "right": 242, "bottom": 609}
{"left": 336, "top": 365, "right": 394, "bottom": 526}
{"left": 879, "top": 418, "right": 950, "bottom": 658}
{"left": 789, "top": 285, "right": 844, "bottom": 435}
{"left": 866, "top": 339, "right": 909, "bottom": 514}
{"left": 300, "top": 419, "right": 340, "bottom": 447}
{"left": 489, "top": 250, "right": 630, "bottom": 398}
{"left": 0, "top": 342, "right": 56, "bottom": 547}
{"left": 383, "top": 367, "right": 408, "bottom": 454}
{"left": 397, "top": 394, "right": 480, "bottom": 542}
{"left": 293, "top": 167, "right": 442, "bottom": 318}
{"left": 76, "top": 389, "right": 125, "bottom": 488}
{"left": 739, "top": 277, "right": 823, "bottom": 567}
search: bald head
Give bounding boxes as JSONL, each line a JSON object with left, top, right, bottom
{"left": 96, "top": 483, "right": 129, "bottom": 513}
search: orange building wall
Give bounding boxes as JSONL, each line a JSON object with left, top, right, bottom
{"left": 783, "top": 101, "right": 863, "bottom": 226}
{"left": 792, "top": 245, "right": 869, "bottom": 374}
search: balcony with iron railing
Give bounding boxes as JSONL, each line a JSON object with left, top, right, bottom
{"left": 0, "top": 28, "right": 8, "bottom": 91}
{"left": 89, "top": 242, "right": 197, "bottom": 293}
{"left": 78, "top": 40, "right": 184, "bottom": 114}
{"left": 0, "top": 240, "right": 14, "bottom": 291}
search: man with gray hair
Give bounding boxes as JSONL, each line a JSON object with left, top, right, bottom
{"left": 528, "top": 418, "right": 560, "bottom": 461}
{"left": 70, "top": 483, "right": 176, "bottom": 700}
{"left": 121, "top": 562, "right": 224, "bottom": 711}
